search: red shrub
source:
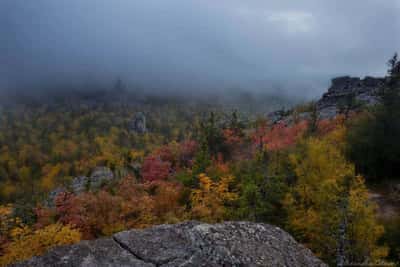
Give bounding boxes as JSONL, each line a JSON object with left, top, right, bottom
{"left": 317, "top": 115, "right": 345, "bottom": 136}
{"left": 253, "top": 121, "right": 308, "bottom": 152}
{"left": 141, "top": 155, "right": 171, "bottom": 182}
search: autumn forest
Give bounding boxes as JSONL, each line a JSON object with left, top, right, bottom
{"left": 0, "top": 56, "right": 398, "bottom": 266}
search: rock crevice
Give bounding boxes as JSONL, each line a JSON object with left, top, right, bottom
{"left": 111, "top": 236, "right": 158, "bottom": 266}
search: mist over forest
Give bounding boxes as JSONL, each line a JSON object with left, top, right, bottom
{"left": 1, "top": 0, "right": 398, "bottom": 99}
{"left": 1, "top": 1, "right": 400, "bottom": 266}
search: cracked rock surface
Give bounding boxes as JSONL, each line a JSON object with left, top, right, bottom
{"left": 12, "top": 221, "right": 326, "bottom": 267}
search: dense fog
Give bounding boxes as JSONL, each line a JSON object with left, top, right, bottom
{"left": 1, "top": 0, "right": 399, "bottom": 98}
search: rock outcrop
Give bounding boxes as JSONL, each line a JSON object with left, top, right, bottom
{"left": 88, "top": 166, "right": 114, "bottom": 189}
{"left": 266, "top": 110, "right": 288, "bottom": 125}
{"left": 266, "top": 76, "right": 385, "bottom": 124}
{"left": 71, "top": 175, "right": 90, "bottom": 194}
{"left": 46, "top": 167, "right": 115, "bottom": 206}
{"left": 12, "top": 221, "right": 326, "bottom": 267}
{"left": 129, "top": 112, "right": 147, "bottom": 133}
{"left": 71, "top": 167, "right": 114, "bottom": 193}
{"left": 316, "top": 76, "right": 385, "bottom": 119}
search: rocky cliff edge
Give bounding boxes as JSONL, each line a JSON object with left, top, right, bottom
{"left": 12, "top": 221, "right": 326, "bottom": 267}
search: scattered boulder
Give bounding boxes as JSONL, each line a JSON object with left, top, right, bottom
{"left": 71, "top": 176, "right": 90, "bottom": 194}
{"left": 69, "top": 167, "right": 114, "bottom": 193}
{"left": 45, "top": 167, "right": 115, "bottom": 207}
{"left": 266, "top": 110, "right": 286, "bottom": 125}
{"left": 266, "top": 110, "right": 312, "bottom": 126}
{"left": 89, "top": 167, "right": 114, "bottom": 189}
{"left": 13, "top": 221, "right": 327, "bottom": 267}
{"left": 129, "top": 112, "right": 147, "bottom": 133}
{"left": 44, "top": 187, "right": 66, "bottom": 207}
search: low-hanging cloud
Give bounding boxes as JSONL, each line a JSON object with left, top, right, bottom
{"left": 0, "top": 0, "right": 399, "bottom": 97}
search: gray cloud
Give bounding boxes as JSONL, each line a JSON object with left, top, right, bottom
{"left": 1, "top": 0, "right": 399, "bottom": 97}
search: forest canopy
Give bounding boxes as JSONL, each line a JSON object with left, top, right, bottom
{"left": 0, "top": 55, "right": 399, "bottom": 266}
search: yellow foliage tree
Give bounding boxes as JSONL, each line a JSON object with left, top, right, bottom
{"left": 346, "top": 176, "right": 387, "bottom": 263}
{"left": 284, "top": 131, "right": 387, "bottom": 265}
{"left": 94, "top": 130, "right": 125, "bottom": 170}
{"left": 0, "top": 205, "right": 13, "bottom": 248}
{"left": 129, "top": 149, "right": 144, "bottom": 163}
{"left": 0, "top": 182, "right": 17, "bottom": 202}
{"left": 0, "top": 223, "right": 81, "bottom": 266}
{"left": 40, "top": 164, "right": 62, "bottom": 192}
{"left": 190, "top": 173, "right": 238, "bottom": 222}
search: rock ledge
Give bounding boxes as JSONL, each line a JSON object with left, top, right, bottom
{"left": 13, "top": 221, "right": 326, "bottom": 267}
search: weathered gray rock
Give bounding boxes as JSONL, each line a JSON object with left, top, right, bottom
{"left": 71, "top": 167, "right": 114, "bottom": 193}
{"left": 266, "top": 110, "right": 312, "bottom": 126}
{"left": 71, "top": 176, "right": 90, "bottom": 194}
{"left": 45, "top": 187, "right": 67, "bottom": 207}
{"left": 129, "top": 112, "right": 147, "bottom": 133}
{"left": 13, "top": 221, "right": 326, "bottom": 267}
{"left": 12, "top": 238, "right": 152, "bottom": 267}
{"left": 46, "top": 167, "right": 115, "bottom": 207}
{"left": 266, "top": 110, "right": 286, "bottom": 124}
{"left": 316, "top": 76, "right": 385, "bottom": 119}
{"left": 89, "top": 167, "right": 114, "bottom": 189}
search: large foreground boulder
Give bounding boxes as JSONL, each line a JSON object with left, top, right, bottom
{"left": 13, "top": 221, "right": 326, "bottom": 267}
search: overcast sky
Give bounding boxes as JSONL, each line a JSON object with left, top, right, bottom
{"left": 1, "top": 0, "right": 399, "bottom": 97}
